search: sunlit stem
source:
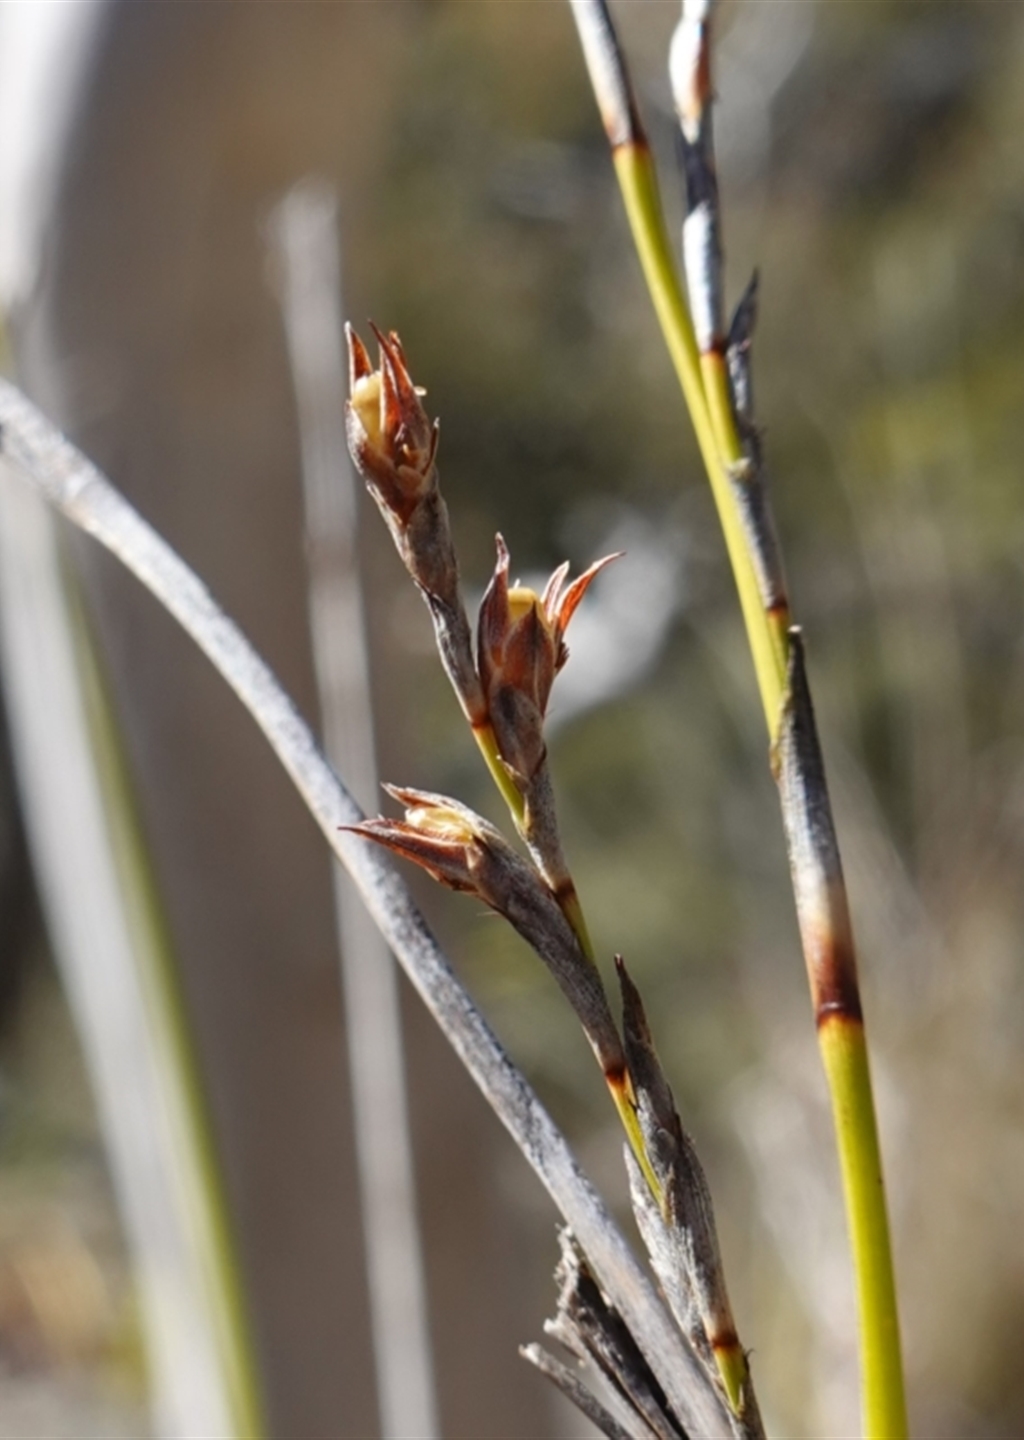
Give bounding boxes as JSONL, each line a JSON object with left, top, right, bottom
{"left": 559, "top": 886, "right": 596, "bottom": 964}
{"left": 617, "top": 1065, "right": 746, "bottom": 1417}
{"left": 699, "top": 349, "right": 790, "bottom": 694}
{"left": 820, "top": 1018, "right": 908, "bottom": 1440}
{"left": 607, "top": 1070, "right": 663, "bottom": 1204}
{"left": 609, "top": 134, "right": 907, "bottom": 1440}
{"left": 612, "top": 143, "right": 786, "bottom": 736}
{"left": 479, "top": 721, "right": 649, "bottom": 1198}
{"left": 473, "top": 723, "right": 598, "bottom": 962}
{"left": 478, "top": 699, "right": 659, "bottom": 1202}
{"left": 472, "top": 720, "right": 526, "bottom": 822}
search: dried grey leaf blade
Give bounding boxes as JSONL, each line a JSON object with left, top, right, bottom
{"left": 551, "top": 1230, "right": 687, "bottom": 1440}
{"left": 521, "top": 1344, "right": 641, "bottom": 1440}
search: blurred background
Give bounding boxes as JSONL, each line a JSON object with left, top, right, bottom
{"left": 1, "top": 1, "right": 1024, "bottom": 1436}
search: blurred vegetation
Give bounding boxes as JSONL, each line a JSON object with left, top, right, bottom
{"left": 4, "top": 1, "right": 1024, "bottom": 1435}
{"left": 0, "top": 944, "right": 145, "bottom": 1436}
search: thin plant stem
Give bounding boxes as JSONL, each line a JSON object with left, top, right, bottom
{"left": 821, "top": 1021, "right": 905, "bottom": 1440}
{"left": 569, "top": 3, "right": 907, "bottom": 1435}
{"left": 609, "top": 144, "right": 786, "bottom": 728}
{"left": 473, "top": 719, "right": 528, "bottom": 823}
{"left": 776, "top": 633, "right": 908, "bottom": 1440}
{"left": 344, "top": 321, "right": 665, "bottom": 1206}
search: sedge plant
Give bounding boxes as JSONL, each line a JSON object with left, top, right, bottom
{"left": 0, "top": 374, "right": 745, "bottom": 1440}
{"left": 343, "top": 322, "right": 762, "bottom": 1432}
{"left": 0, "top": 9, "right": 910, "bottom": 1425}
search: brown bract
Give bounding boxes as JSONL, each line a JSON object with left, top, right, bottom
{"left": 477, "top": 534, "right": 619, "bottom": 784}
{"left": 345, "top": 325, "right": 481, "bottom": 722}
{"left": 346, "top": 786, "right": 510, "bottom": 899}
{"left": 350, "top": 785, "right": 627, "bottom": 1075}
{"left": 345, "top": 323, "right": 438, "bottom": 526}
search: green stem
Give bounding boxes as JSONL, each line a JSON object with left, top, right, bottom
{"left": 612, "top": 143, "right": 786, "bottom": 734}
{"left": 820, "top": 1019, "right": 907, "bottom": 1440}
{"left": 609, "top": 130, "right": 907, "bottom": 1440}
{"left": 472, "top": 720, "right": 527, "bottom": 823}
{"left": 473, "top": 722, "right": 599, "bottom": 959}
{"left": 558, "top": 885, "right": 596, "bottom": 964}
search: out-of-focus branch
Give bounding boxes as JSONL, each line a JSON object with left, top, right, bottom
{"left": 265, "top": 178, "right": 439, "bottom": 1440}
{"left": 0, "top": 469, "right": 261, "bottom": 1439}
{"left": 0, "top": 378, "right": 733, "bottom": 1440}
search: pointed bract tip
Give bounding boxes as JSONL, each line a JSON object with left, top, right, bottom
{"left": 387, "top": 329, "right": 410, "bottom": 368}
{"left": 540, "top": 560, "right": 571, "bottom": 613}
{"left": 368, "top": 324, "right": 414, "bottom": 420}
{"left": 384, "top": 780, "right": 465, "bottom": 814}
{"left": 343, "top": 318, "right": 438, "bottom": 520}
{"left": 342, "top": 810, "right": 485, "bottom": 894}
{"left": 615, "top": 953, "right": 649, "bottom": 1034}
{"left": 345, "top": 324, "right": 374, "bottom": 388}
{"left": 382, "top": 780, "right": 424, "bottom": 807}
{"left": 384, "top": 334, "right": 421, "bottom": 413}
{"left": 728, "top": 273, "right": 760, "bottom": 349}
{"left": 551, "top": 550, "right": 622, "bottom": 634}
{"left": 478, "top": 542, "right": 623, "bottom": 780}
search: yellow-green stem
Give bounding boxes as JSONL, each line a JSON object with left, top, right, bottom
{"left": 558, "top": 885, "right": 596, "bottom": 963}
{"left": 820, "top": 1018, "right": 908, "bottom": 1440}
{"left": 477, "top": 712, "right": 663, "bottom": 1212}
{"left": 614, "top": 1032, "right": 747, "bottom": 1417}
{"left": 607, "top": 1072, "right": 663, "bottom": 1206}
{"left": 714, "top": 1341, "right": 748, "bottom": 1419}
{"left": 473, "top": 722, "right": 598, "bottom": 960}
{"left": 610, "top": 136, "right": 907, "bottom": 1440}
{"left": 472, "top": 720, "right": 526, "bottom": 822}
{"left": 700, "top": 349, "right": 791, "bottom": 698}
{"left": 613, "top": 144, "right": 786, "bottom": 735}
